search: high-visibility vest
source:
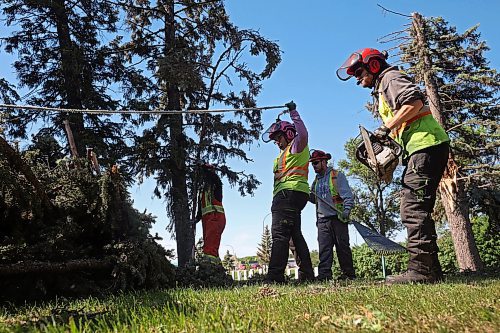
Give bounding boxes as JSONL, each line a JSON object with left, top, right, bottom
{"left": 377, "top": 88, "right": 449, "bottom": 158}
{"left": 313, "top": 169, "right": 344, "bottom": 217}
{"left": 273, "top": 142, "right": 309, "bottom": 195}
{"left": 201, "top": 187, "right": 224, "bottom": 216}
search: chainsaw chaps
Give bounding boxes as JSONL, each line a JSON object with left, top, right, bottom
{"left": 355, "top": 126, "right": 403, "bottom": 179}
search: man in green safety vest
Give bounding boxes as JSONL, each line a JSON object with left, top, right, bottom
{"left": 309, "top": 149, "right": 355, "bottom": 281}
{"left": 265, "top": 101, "right": 315, "bottom": 283}
{"left": 194, "top": 163, "right": 226, "bottom": 263}
{"left": 337, "top": 48, "right": 450, "bottom": 284}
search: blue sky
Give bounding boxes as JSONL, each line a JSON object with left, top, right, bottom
{"left": 141, "top": 0, "right": 499, "bottom": 258}
{"left": 2, "top": 1, "right": 498, "bottom": 259}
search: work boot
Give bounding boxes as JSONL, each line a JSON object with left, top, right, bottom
{"left": 385, "top": 270, "right": 437, "bottom": 285}
{"left": 337, "top": 274, "right": 356, "bottom": 281}
{"left": 316, "top": 275, "right": 332, "bottom": 282}
{"left": 431, "top": 253, "right": 444, "bottom": 282}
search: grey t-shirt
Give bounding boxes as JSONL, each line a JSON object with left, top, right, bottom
{"left": 376, "top": 66, "right": 425, "bottom": 113}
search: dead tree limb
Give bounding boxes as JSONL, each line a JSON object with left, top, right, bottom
{"left": 0, "top": 135, "right": 54, "bottom": 213}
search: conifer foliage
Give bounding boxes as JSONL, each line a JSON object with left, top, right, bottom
{"left": 1, "top": 0, "right": 131, "bottom": 165}
{"left": 0, "top": 143, "right": 175, "bottom": 302}
{"left": 256, "top": 225, "right": 272, "bottom": 265}
{"left": 119, "top": 0, "right": 281, "bottom": 266}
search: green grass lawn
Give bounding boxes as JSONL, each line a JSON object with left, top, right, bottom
{"left": 1, "top": 276, "right": 498, "bottom": 332}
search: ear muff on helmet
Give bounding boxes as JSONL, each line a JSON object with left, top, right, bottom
{"left": 337, "top": 48, "right": 388, "bottom": 81}
{"left": 264, "top": 120, "right": 296, "bottom": 143}
{"left": 368, "top": 59, "right": 381, "bottom": 74}
{"left": 285, "top": 128, "right": 296, "bottom": 141}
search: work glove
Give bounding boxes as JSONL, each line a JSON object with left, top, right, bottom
{"left": 373, "top": 124, "right": 391, "bottom": 139}
{"left": 285, "top": 101, "right": 296, "bottom": 112}
{"left": 341, "top": 209, "right": 350, "bottom": 223}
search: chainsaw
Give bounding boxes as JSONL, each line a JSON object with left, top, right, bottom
{"left": 355, "top": 126, "right": 402, "bottom": 183}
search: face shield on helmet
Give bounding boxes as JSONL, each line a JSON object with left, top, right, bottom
{"left": 261, "top": 120, "right": 296, "bottom": 143}
{"left": 336, "top": 48, "right": 387, "bottom": 81}
{"left": 336, "top": 51, "right": 363, "bottom": 81}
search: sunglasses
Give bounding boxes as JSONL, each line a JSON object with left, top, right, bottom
{"left": 354, "top": 67, "right": 364, "bottom": 78}
{"left": 312, "top": 161, "right": 321, "bottom": 166}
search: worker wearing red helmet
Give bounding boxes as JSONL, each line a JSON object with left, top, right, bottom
{"left": 309, "top": 149, "right": 355, "bottom": 281}
{"left": 194, "top": 163, "right": 226, "bottom": 262}
{"left": 337, "top": 48, "right": 450, "bottom": 284}
{"left": 264, "top": 101, "right": 315, "bottom": 283}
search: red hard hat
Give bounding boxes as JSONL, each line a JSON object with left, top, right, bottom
{"left": 309, "top": 149, "right": 332, "bottom": 162}
{"left": 336, "top": 48, "right": 388, "bottom": 81}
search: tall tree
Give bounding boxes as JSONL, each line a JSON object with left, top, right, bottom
{"left": 380, "top": 10, "right": 498, "bottom": 270}
{"left": 404, "top": 13, "right": 499, "bottom": 271}
{"left": 120, "top": 0, "right": 281, "bottom": 266}
{"left": 256, "top": 225, "right": 272, "bottom": 265}
{"left": 338, "top": 139, "right": 403, "bottom": 237}
{"left": 222, "top": 250, "right": 236, "bottom": 270}
{"left": 1, "top": 0, "right": 130, "bottom": 166}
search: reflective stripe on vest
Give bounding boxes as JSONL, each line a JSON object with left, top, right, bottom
{"left": 378, "top": 94, "right": 449, "bottom": 157}
{"left": 378, "top": 91, "right": 433, "bottom": 139}
{"left": 274, "top": 144, "right": 309, "bottom": 182}
{"left": 201, "top": 189, "right": 224, "bottom": 216}
{"left": 327, "top": 169, "right": 344, "bottom": 211}
{"left": 274, "top": 144, "right": 308, "bottom": 181}
{"left": 314, "top": 169, "right": 344, "bottom": 215}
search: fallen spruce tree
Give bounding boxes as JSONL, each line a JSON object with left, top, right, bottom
{"left": 0, "top": 136, "right": 175, "bottom": 302}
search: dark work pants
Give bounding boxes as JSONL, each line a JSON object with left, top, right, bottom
{"left": 317, "top": 216, "right": 355, "bottom": 279}
{"left": 267, "top": 190, "right": 314, "bottom": 282}
{"left": 401, "top": 142, "right": 449, "bottom": 275}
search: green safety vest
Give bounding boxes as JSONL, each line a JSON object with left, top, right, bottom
{"left": 273, "top": 142, "right": 310, "bottom": 196}
{"left": 378, "top": 93, "right": 449, "bottom": 158}
{"left": 201, "top": 187, "right": 224, "bottom": 216}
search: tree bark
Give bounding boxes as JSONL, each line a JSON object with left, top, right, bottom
{"left": 162, "top": 0, "right": 195, "bottom": 267}
{"left": 52, "top": 0, "right": 86, "bottom": 156}
{"left": 412, "top": 12, "right": 483, "bottom": 271}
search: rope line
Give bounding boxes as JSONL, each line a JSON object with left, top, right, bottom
{"left": 0, "top": 103, "right": 285, "bottom": 115}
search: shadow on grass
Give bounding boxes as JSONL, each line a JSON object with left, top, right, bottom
{"left": 1, "top": 289, "right": 197, "bottom": 331}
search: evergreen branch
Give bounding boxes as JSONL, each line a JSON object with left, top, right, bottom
{"left": 173, "top": 0, "right": 219, "bottom": 15}
{"left": 377, "top": 4, "right": 412, "bottom": 18}
{"left": 103, "top": 0, "right": 162, "bottom": 14}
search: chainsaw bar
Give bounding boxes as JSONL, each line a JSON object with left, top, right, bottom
{"left": 359, "top": 125, "right": 382, "bottom": 177}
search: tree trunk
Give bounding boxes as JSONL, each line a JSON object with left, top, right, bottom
{"left": 163, "top": 0, "right": 195, "bottom": 267}
{"left": 0, "top": 258, "right": 114, "bottom": 276}
{"left": 412, "top": 12, "right": 484, "bottom": 271}
{"left": 52, "top": 0, "right": 86, "bottom": 156}
{"left": 439, "top": 168, "right": 484, "bottom": 270}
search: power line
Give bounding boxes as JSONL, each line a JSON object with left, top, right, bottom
{"left": 0, "top": 103, "right": 286, "bottom": 115}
